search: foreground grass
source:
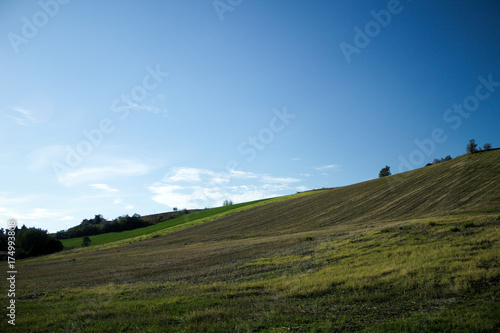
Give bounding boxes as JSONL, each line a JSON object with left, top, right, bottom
{"left": 3, "top": 151, "right": 499, "bottom": 331}
{"left": 4, "top": 213, "right": 499, "bottom": 332}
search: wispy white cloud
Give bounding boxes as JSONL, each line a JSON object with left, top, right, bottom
{"left": 227, "top": 170, "right": 259, "bottom": 180}
{"left": 163, "top": 167, "right": 299, "bottom": 186}
{"left": 149, "top": 183, "right": 285, "bottom": 209}
{"left": 57, "top": 160, "right": 153, "bottom": 186}
{"left": 0, "top": 206, "right": 70, "bottom": 224}
{"left": 126, "top": 102, "right": 169, "bottom": 116}
{"left": 149, "top": 185, "right": 200, "bottom": 209}
{"left": 314, "top": 164, "right": 339, "bottom": 171}
{"left": 211, "top": 177, "right": 230, "bottom": 184}
{"left": 149, "top": 167, "right": 302, "bottom": 209}
{"left": 120, "top": 91, "right": 169, "bottom": 117}
{"left": 90, "top": 184, "right": 119, "bottom": 193}
{"left": 5, "top": 107, "right": 39, "bottom": 126}
{"left": 163, "top": 167, "right": 208, "bottom": 183}
{"left": 29, "top": 145, "right": 67, "bottom": 171}
{"left": 261, "top": 175, "right": 300, "bottom": 184}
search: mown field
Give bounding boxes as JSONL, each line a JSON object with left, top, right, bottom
{"left": 58, "top": 199, "right": 271, "bottom": 248}
{"left": 1, "top": 150, "right": 499, "bottom": 332}
{"left": 58, "top": 194, "right": 313, "bottom": 249}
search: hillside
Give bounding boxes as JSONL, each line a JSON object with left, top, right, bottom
{"left": 2, "top": 150, "right": 499, "bottom": 332}
{"left": 151, "top": 150, "right": 500, "bottom": 245}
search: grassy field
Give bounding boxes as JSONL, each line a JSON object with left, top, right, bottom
{"left": 57, "top": 200, "right": 265, "bottom": 248}
{"left": 1, "top": 150, "right": 499, "bottom": 332}
{"left": 58, "top": 194, "right": 311, "bottom": 249}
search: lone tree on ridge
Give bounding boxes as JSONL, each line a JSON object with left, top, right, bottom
{"left": 379, "top": 166, "right": 391, "bottom": 178}
{"left": 466, "top": 139, "right": 478, "bottom": 154}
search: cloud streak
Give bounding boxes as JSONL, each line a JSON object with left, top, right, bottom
{"left": 0, "top": 206, "right": 74, "bottom": 224}
{"left": 90, "top": 184, "right": 119, "bottom": 193}
{"left": 57, "top": 160, "right": 154, "bottom": 186}
{"left": 149, "top": 167, "right": 302, "bottom": 209}
{"left": 314, "top": 164, "right": 339, "bottom": 171}
{"left": 6, "top": 107, "right": 39, "bottom": 126}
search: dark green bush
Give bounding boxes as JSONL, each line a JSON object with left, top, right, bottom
{"left": 81, "top": 236, "right": 91, "bottom": 247}
{"left": 15, "top": 226, "right": 64, "bottom": 259}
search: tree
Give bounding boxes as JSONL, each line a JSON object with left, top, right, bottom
{"left": 0, "top": 228, "right": 7, "bottom": 254}
{"left": 433, "top": 155, "right": 453, "bottom": 165}
{"left": 16, "top": 226, "right": 64, "bottom": 259}
{"left": 379, "top": 166, "right": 391, "bottom": 178}
{"left": 223, "top": 199, "right": 233, "bottom": 206}
{"left": 55, "top": 230, "right": 69, "bottom": 239}
{"left": 94, "top": 214, "right": 104, "bottom": 225}
{"left": 46, "top": 239, "right": 64, "bottom": 253}
{"left": 484, "top": 143, "right": 492, "bottom": 151}
{"left": 81, "top": 236, "right": 91, "bottom": 247}
{"left": 466, "top": 139, "right": 478, "bottom": 154}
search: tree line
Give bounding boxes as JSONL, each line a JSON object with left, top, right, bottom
{"left": 379, "top": 139, "right": 494, "bottom": 178}
{"left": 0, "top": 226, "right": 63, "bottom": 260}
{"left": 0, "top": 212, "right": 172, "bottom": 259}
{"left": 55, "top": 213, "right": 149, "bottom": 239}
{"left": 466, "top": 139, "right": 492, "bottom": 154}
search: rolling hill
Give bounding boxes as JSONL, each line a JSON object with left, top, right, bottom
{"left": 2, "top": 150, "right": 499, "bottom": 332}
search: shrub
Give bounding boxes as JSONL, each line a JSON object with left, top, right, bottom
{"left": 379, "top": 166, "right": 391, "bottom": 178}
{"left": 46, "top": 239, "right": 64, "bottom": 253}
{"left": 81, "top": 236, "right": 91, "bottom": 247}
{"left": 432, "top": 155, "right": 453, "bottom": 164}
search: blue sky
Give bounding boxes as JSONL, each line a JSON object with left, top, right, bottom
{"left": 1, "top": 0, "right": 499, "bottom": 232}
